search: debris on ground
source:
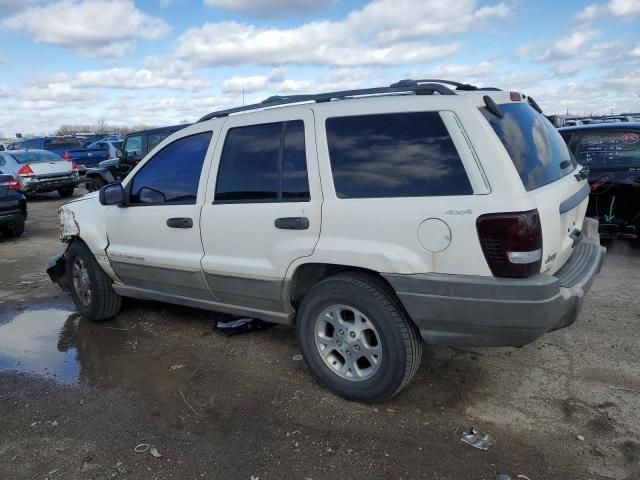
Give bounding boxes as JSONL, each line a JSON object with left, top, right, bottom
{"left": 496, "top": 475, "right": 512, "bottom": 480}
{"left": 292, "top": 354, "right": 303, "bottom": 361}
{"left": 149, "top": 447, "right": 162, "bottom": 458}
{"left": 215, "top": 318, "right": 274, "bottom": 336}
{"left": 460, "top": 427, "right": 495, "bottom": 450}
{"left": 134, "top": 443, "right": 150, "bottom": 453}
{"left": 169, "top": 364, "right": 186, "bottom": 370}
{"left": 577, "top": 434, "right": 585, "bottom": 441}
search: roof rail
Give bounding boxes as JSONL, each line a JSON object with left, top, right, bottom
{"left": 390, "top": 79, "right": 502, "bottom": 92}
{"left": 197, "top": 82, "right": 456, "bottom": 122}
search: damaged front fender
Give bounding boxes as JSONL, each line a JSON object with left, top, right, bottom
{"left": 59, "top": 206, "right": 80, "bottom": 241}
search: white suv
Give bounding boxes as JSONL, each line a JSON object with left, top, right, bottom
{"left": 48, "top": 80, "right": 605, "bottom": 402}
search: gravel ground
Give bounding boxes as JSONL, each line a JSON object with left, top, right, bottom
{"left": 0, "top": 187, "right": 639, "bottom": 480}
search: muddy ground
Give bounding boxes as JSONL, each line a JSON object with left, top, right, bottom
{"left": 1, "top": 187, "right": 639, "bottom": 480}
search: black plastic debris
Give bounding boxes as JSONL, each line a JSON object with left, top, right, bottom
{"left": 215, "top": 318, "right": 274, "bottom": 336}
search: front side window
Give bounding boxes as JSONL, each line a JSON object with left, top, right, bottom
{"left": 215, "top": 120, "right": 310, "bottom": 202}
{"left": 124, "top": 135, "right": 143, "bottom": 157}
{"left": 574, "top": 130, "right": 640, "bottom": 168}
{"left": 129, "top": 131, "right": 212, "bottom": 205}
{"left": 326, "top": 112, "right": 472, "bottom": 198}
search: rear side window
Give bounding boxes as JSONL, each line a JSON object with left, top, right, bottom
{"left": 481, "top": 103, "right": 574, "bottom": 191}
{"left": 325, "top": 112, "right": 472, "bottom": 198}
{"left": 215, "top": 120, "right": 310, "bottom": 202}
{"left": 574, "top": 130, "right": 639, "bottom": 168}
{"left": 124, "top": 135, "right": 143, "bottom": 156}
{"left": 129, "top": 131, "right": 212, "bottom": 205}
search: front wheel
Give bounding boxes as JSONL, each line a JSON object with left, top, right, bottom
{"left": 58, "top": 186, "right": 75, "bottom": 198}
{"left": 296, "top": 272, "right": 422, "bottom": 403}
{"left": 66, "top": 241, "right": 122, "bottom": 321}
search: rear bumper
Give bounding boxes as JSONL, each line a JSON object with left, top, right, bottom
{"left": 384, "top": 219, "right": 606, "bottom": 347}
{"left": 21, "top": 174, "right": 79, "bottom": 193}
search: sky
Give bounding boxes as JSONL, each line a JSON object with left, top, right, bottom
{"left": 0, "top": 0, "right": 638, "bottom": 137}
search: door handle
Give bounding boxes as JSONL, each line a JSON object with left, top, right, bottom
{"left": 274, "top": 217, "right": 309, "bottom": 230}
{"left": 166, "top": 217, "right": 193, "bottom": 229}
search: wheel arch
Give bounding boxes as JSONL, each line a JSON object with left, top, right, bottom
{"left": 284, "top": 262, "right": 403, "bottom": 320}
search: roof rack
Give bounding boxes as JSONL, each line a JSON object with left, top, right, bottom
{"left": 197, "top": 81, "right": 457, "bottom": 122}
{"left": 390, "top": 79, "right": 502, "bottom": 92}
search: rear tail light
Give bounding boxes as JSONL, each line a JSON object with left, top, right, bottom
{"left": 510, "top": 91, "right": 522, "bottom": 101}
{"left": 18, "top": 164, "right": 34, "bottom": 176}
{"left": 476, "top": 210, "right": 542, "bottom": 278}
{"left": 63, "top": 152, "right": 71, "bottom": 160}
{"left": 71, "top": 161, "right": 79, "bottom": 171}
{"left": 107, "top": 150, "right": 112, "bottom": 159}
{"left": 1, "top": 178, "right": 20, "bottom": 190}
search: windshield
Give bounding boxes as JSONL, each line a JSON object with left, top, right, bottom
{"left": 481, "top": 103, "right": 575, "bottom": 191}
{"left": 9, "top": 151, "right": 63, "bottom": 164}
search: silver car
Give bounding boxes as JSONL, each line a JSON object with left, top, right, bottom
{"left": 0, "top": 150, "right": 79, "bottom": 197}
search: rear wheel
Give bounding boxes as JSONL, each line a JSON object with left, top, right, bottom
{"left": 296, "top": 272, "right": 422, "bottom": 403}
{"left": 0, "top": 220, "right": 25, "bottom": 238}
{"left": 58, "top": 186, "right": 75, "bottom": 198}
{"left": 66, "top": 241, "right": 121, "bottom": 321}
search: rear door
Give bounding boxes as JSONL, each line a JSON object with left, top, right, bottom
{"left": 200, "top": 108, "right": 321, "bottom": 313}
{"left": 481, "top": 102, "right": 589, "bottom": 273}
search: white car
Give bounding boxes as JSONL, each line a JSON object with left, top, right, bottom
{"left": 48, "top": 80, "right": 605, "bottom": 402}
{"left": 0, "top": 149, "right": 79, "bottom": 197}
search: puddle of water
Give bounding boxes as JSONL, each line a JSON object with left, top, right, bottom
{"left": 0, "top": 304, "right": 128, "bottom": 385}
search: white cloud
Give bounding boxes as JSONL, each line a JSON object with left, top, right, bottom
{"left": 0, "top": 85, "right": 13, "bottom": 97}
{"left": 577, "top": 0, "right": 640, "bottom": 20}
{"left": 410, "top": 61, "right": 498, "bottom": 79}
{"left": 540, "top": 30, "right": 600, "bottom": 61}
{"left": 204, "top": 0, "right": 334, "bottom": 16}
{"left": 176, "top": 0, "right": 509, "bottom": 67}
{"left": 1, "top": 0, "right": 170, "bottom": 58}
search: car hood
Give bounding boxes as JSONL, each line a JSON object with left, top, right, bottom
{"left": 62, "top": 190, "right": 99, "bottom": 206}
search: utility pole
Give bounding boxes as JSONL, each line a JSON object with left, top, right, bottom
{"left": 242, "top": 87, "right": 245, "bottom": 106}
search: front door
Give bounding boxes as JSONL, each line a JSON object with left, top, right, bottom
{"left": 200, "top": 108, "right": 322, "bottom": 313}
{"left": 105, "top": 128, "right": 215, "bottom": 300}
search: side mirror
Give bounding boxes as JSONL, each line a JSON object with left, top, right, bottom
{"left": 99, "top": 183, "right": 125, "bottom": 206}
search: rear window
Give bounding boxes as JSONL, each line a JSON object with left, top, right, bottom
{"left": 43, "top": 138, "right": 82, "bottom": 150}
{"left": 325, "top": 112, "right": 472, "bottom": 198}
{"left": 9, "top": 151, "right": 62, "bottom": 163}
{"left": 574, "top": 130, "right": 639, "bottom": 168}
{"left": 481, "top": 103, "right": 574, "bottom": 191}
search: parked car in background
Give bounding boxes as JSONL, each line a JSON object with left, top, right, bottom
{"left": 85, "top": 124, "right": 189, "bottom": 191}
{"left": 0, "top": 174, "right": 27, "bottom": 237}
{"left": 19, "top": 137, "right": 110, "bottom": 170}
{"left": 560, "top": 123, "right": 640, "bottom": 239}
{"left": 86, "top": 139, "right": 123, "bottom": 160}
{"left": 0, "top": 150, "right": 79, "bottom": 197}
{"left": 49, "top": 80, "right": 604, "bottom": 402}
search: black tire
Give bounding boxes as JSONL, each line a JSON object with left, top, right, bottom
{"left": 0, "top": 220, "right": 25, "bottom": 238}
{"left": 296, "top": 272, "right": 422, "bottom": 403}
{"left": 66, "top": 240, "right": 122, "bottom": 321}
{"left": 87, "top": 177, "right": 107, "bottom": 192}
{"left": 58, "top": 186, "right": 75, "bottom": 198}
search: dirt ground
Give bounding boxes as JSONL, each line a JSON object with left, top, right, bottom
{"left": 1, "top": 187, "right": 639, "bottom": 480}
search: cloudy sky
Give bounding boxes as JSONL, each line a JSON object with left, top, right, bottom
{"left": 0, "top": 0, "right": 638, "bottom": 136}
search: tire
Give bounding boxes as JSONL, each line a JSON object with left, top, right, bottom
{"left": 87, "top": 177, "right": 106, "bottom": 192}
{"left": 58, "top": 186, "right": 75, "bottom": 198}
{"left": 0, "top": 220, "right": 25, "bottom": 238}
{"left": 296, "top": 272, "right": 422, "bottom": 403}
{"left": 66, "top": 240, "right": 122, "bottom": 321}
